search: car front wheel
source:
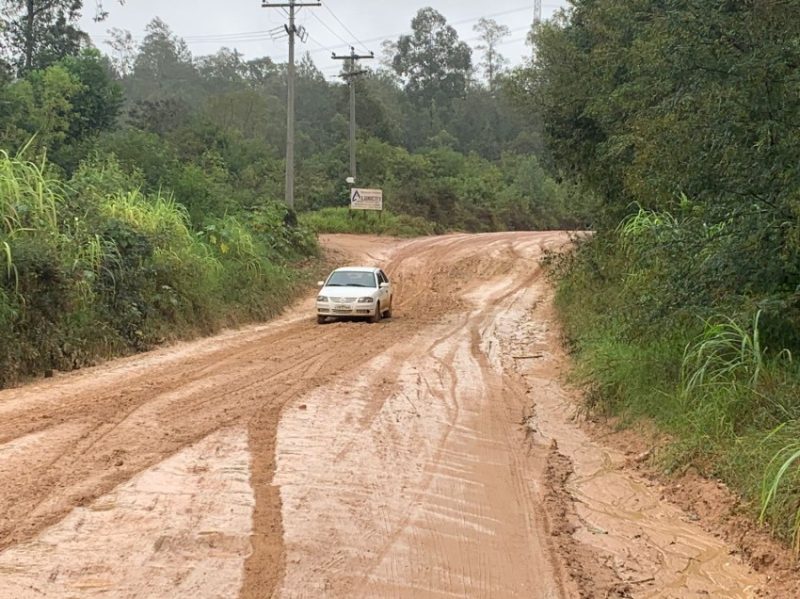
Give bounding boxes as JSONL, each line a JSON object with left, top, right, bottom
{"left": 370, "top": 302, "right": 382, "bottom": 323}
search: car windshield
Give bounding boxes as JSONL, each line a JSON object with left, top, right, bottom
{"left": 326, "top": 270, "right": 376, "bottom": 288}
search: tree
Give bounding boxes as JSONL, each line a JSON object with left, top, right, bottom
{"left": 473, "top": 18, "right": 510, "bottom": 91}
{"left": 244, "top": 56, "right": 279, "bottom": 87}
{"left": 196, "top": 47, "right": 246, "bottom": 90}
{"left": 104, "top": 27, "right": 136, "bottom": 77}
{"left": 60, "top": 48, "right": 122, "bottom": 140}
{"left": 0, "top": 58, "right": 12, "bottom": 85}
{"left": 128, "top": 18, "right": 197, "bottom": 103}
{"left": 355, "top": 70, "right": 406, "bottom": 146}
{"left": 392, "top": 8, "right": 472, "bottom": 115}
{"left": 0, "top": 62, "right": 82, "bottom": 152}
{"left": 0, "top": 48, "right": 121, "bottom": 169}
{"left": 133, "top": 18, "right": 192, "bottom": 79}
{"left": 2, "top": 0, "right": 85, "bottom": 74}
{"left": 520, "top": 0, "right": 800, "bottom": 329}
{"left": 1, "top": 1, "right": 127, "bottom": 76}
{"left": 379, "top": 39, "right": 397, "bottom": 73}
{"left": 128, "top": 97, "right": 189, "bottom": 135}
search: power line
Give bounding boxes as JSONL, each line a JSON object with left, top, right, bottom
{"left": 97, "top": 3, "right": 547, "bottom": 47}
{"left": 184, "top": 30, "right": 270, "bottom": 41}
{"left": 323, "top": 1, "right": 370, "bottom": 54}
{"left": 190, "top": 21, "right": 532, "bottom": 62}
{"left": 308, "top": 11, "right": 350, "bottom": 47}
{"left": 94, "top": 3, "right": 558, "bottom": 72}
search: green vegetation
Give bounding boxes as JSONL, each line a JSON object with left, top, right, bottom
{"left": 0, "top": 151, "right": 317, "bottom": 386}
{"left": 300, "top": 208, "right": 436, "bottom": 238}
{"left": 524, "top": 2, "right": 800, "bottom": 547}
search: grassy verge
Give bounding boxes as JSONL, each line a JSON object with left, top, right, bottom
{"left": 551, "top": 233, "right": 800, "bottom": 551}
{"left": 299, "top": 207, "right": 438, "bottom": 237}
{"left": 0, "top": 151, "right": 320, "bottom": 387}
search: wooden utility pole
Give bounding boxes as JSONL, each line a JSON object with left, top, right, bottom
{"left": 262, "top": 0, "right": 321, "bottom": 210}
{"left": 332, "top": 47, "right": 373, "bottom": 183}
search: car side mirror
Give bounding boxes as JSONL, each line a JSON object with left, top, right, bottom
{"left": 317, "top": 281, "right": 325, "bottom": 287}
{"left": 380, "top": 282, "right": 389, "bottom": 289}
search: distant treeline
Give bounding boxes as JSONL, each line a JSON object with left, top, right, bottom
{"left": 1, "top": 7, "right": 592, "bottom": 234}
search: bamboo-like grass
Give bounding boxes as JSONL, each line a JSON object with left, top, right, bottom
{"left": 681, "top": 311, "right": 768, "bottom": 395}
{"left": 0, "top": 150, "right": 60, "bottom": 236}
{"left": 760, "top": 430, "right": 800, "bottom": 553}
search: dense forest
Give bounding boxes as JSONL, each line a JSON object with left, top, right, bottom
{"left": 0, "top": 2, "right": 586, "bottom": 385}
{"left": 517, "top": 0, "right": 800, "bottom": 548}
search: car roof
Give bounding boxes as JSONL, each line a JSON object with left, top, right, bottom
{"left": 332, "top": 266, "right": 380, "bottom": 273}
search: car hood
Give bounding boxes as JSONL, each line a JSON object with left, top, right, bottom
{"left": 320, "top": 286, "right": 378, "bottom": 298}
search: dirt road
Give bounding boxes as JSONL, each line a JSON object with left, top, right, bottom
{"left": 0, "top": 233, "right": 767, "bottom": 597}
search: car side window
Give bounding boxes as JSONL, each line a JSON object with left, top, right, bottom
{"left": 379, "top": 271, "right": 389, "bottom": 284}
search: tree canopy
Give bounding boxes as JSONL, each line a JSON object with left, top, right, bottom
{"left": 392, "top": 8, "right": 472, "bottom": 116}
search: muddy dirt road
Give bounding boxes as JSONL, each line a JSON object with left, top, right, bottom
{"left": 0, "top": 233, "right": 768, "bottom": 597}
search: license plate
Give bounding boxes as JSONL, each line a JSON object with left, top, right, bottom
{"left": 334, "top": 305, "right": 350, "bottom": 311}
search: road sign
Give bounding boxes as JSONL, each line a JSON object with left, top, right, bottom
{"left": 350, "top": 188, "right": 383, "bottom": 211}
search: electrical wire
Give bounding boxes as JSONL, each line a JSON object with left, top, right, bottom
{"left": 97, "top": 3, "right": 547, "bottom": 46}
{"left": 308, "top": 11, "right": 351, "bottom": 48}
{"left": 323, "top": 1, "right": 370, "bottom": 54}
{"left": 95, "top": 3, "right": 559, "bottom": 61}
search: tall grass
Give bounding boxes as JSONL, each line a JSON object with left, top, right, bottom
{"left": 1, "top": 240, "right": 14, "bottom": 282}
{"left": 681, "top": 312, "right": 768, "bottom": 396}
{"left": 553, "top": 232, "right": 800, "bottom": 549}
{"left": 618, "top": 206, "right": 678, "bottom": 244}
{"left": 103, "top": 190, "right": 194, "bottom": 242}
{"left": 0, "top": 150, "right": 59, "bottom": 235}
{"left": 0, "top": 152, "right": 319, "bottom": 387}
{"left": 760, "top": 431, "right": 800, "bottom": 553}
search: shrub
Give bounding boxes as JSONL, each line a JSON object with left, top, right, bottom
{"left": 300, "top": 206, "right": 437, "bottom": 237}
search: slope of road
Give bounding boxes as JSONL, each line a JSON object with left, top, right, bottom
{"left": 0, "top": 233, "right": 769, "bottom": 598}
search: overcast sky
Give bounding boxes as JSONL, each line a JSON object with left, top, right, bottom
{"left": 79, "top": 1, "right": 570, "bottom": 80}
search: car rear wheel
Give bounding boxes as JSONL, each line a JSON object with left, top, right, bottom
{"left": 384, "top": 297, "right": 393, "bottom": 319}
{"left": 370, "top": 302, "right": 382, "bottom": 323}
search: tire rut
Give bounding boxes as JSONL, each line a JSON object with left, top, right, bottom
{"left": 0, "top": 233, "right": 531, "bottom": 597}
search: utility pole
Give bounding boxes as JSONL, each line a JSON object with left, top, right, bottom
{"left": 262, "top": 0, "right": 321, "bottom": 210}
{"left": 332, "top": 47, "right": 374, "bottom": 183}
{"left": 530, "top": 0, "right": 542, "bottom": 61}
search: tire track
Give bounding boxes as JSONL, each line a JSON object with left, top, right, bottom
{"left": 0, "top": 233, "right": 532, "bottom": 597}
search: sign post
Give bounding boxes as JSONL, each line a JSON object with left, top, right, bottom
{"left": 350, "top": 188, "right": 383, "bottom": 211}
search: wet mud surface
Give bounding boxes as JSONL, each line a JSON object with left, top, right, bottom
{"left": 0, "top": 233, "right": 781, "bottom": 597}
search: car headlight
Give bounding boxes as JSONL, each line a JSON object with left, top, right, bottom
{"left": 317, "top": 295, "right": 329, "bottom": 302}
{"left": 357, "top": 297, "right": 374, "bottom": 303}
